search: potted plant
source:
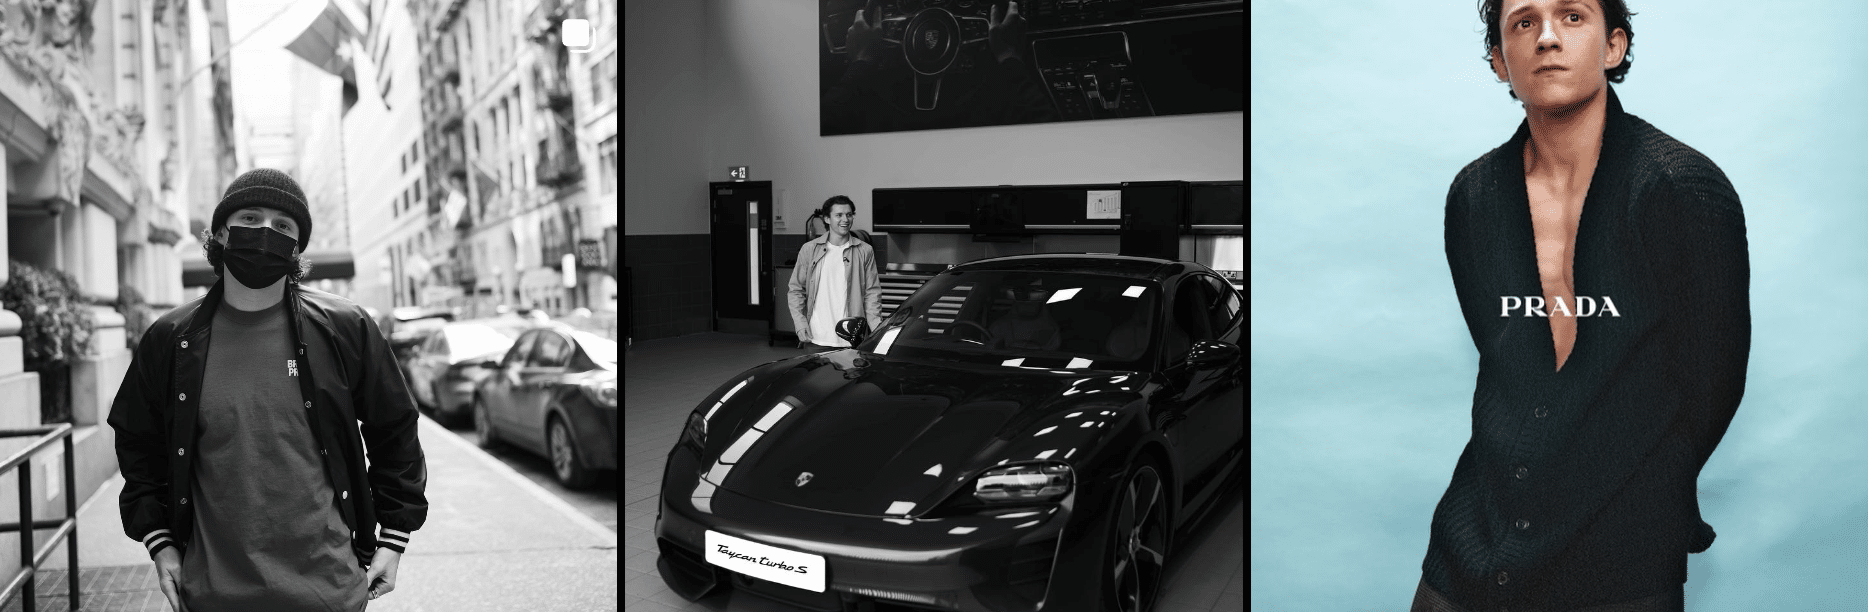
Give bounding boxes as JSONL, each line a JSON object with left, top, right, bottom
{"left": 1, "top": 261, "right": 95, "bottom": 424}
{"left": 117, "top": 283, "right": 152, "bottom": 352}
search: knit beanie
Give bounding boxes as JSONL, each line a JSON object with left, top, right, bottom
{"left": 211, "top": 168, "right": 312, "bottom": 246}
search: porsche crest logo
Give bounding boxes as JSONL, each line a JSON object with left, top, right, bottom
{"left": 923, "top": 29, "right": 939, "bottom": 50}
{"left": 796, "top": 472, "right": 814, "bottom": 487}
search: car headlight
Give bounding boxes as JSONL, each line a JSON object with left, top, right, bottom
{"left": 682, "top": 412, "right": 708, "bottom": 450}
{"left": 974, "top": 462, "right": 1072, "bottom": 503}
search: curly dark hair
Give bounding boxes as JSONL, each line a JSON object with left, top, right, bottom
{"left": 821, "top": 195, "right": 855, "bottom": 217}
{"left": 1481, "top": 0, "right": 1636, "bottom": 100}
{"left": 200, "top": 227, "right": 314, "bottom": 285}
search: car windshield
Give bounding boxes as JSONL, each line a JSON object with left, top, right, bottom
{"left": 856, "top": 270, "right": 1158, "bottom": 371}
{"left": 573, "top": 332, "right": 618, "bottom": 370}
{"left": 444, "top": 324, "right": 517, "bottom": 361}
{"left": 394, "top": 317, "right": 449, "bottom": 340}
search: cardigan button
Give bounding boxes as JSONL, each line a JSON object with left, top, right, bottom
{"left": 1535, "top": 405, "right": 1548, "bottom": 418}
{"left": 342, "top": 490, "right": 348, "bottom": 500}
{"left": 177, "top": 448, "right": 184, "bottom": 457}
{"left": 1496, "top": 571, "right": 1508, "bottom": 585}
{"left": 179, "top": 497, "right": 187, "bottom": 505}
{"left": 1515, "top": 466, "right": 1527, "bottom": 479}
{"left": 1517, "top": 518, "right": 1530, "bottom": 530}
{"left": 305, "top": 401, "right": 312, "bottom": 408}
{"left": 178, "top": 393, "right": 186, "bottom": 401}
{"left": 180, "top": 341, "right": 188, "bottom": 349}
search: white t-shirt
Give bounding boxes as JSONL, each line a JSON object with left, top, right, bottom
{"left": 808, "top": 241, "right": 852, "bottom": 347}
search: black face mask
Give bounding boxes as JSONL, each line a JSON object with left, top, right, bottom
{"left": 221, "top": 225, "right": 298, "bottom": 289}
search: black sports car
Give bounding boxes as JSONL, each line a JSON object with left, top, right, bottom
{"left": 655, "top": 254, "right": 1244, "bottom": 612}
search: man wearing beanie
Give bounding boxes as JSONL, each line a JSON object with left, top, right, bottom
{"left": 107, "top": 168, "right": 428, "bottom": 611}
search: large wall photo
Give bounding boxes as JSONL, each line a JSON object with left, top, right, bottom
{"left": 819, "top": 0, "right": 1242, "bottom": 136}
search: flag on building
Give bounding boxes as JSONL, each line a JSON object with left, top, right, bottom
{"left": 284, "top": 0, "right": 360, "bottom": 76}
{"left": 285, "top": 0, "right": 364, "bottom": 112}
{"left": 444, "top": 187, "right": 469, "bottom": 228}
{"left": 365, "top": 0, "right": 397, "bottom": 109}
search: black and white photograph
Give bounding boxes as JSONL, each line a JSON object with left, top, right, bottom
{"left": 0, "top": 0, "right": 618, "bottom": 610}
{"left": 818, "top": 0, "right": 1243, "bottom": 136}
{"left": 624, "top": 2, "right": 1242, "bottom": 611}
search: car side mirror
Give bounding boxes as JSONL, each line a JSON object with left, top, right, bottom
{"left": 1185, "top": 340, "right": 1239, "bottom": 370}
{"left": 835, "top": 317, "right": 870, "bottom": 345}
{"left": 478, "top": 359, "right": 501, "bottom": 369}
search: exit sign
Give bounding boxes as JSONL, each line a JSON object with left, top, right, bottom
{"left": 729, "top": 166, "right": 748, "bottom": 180}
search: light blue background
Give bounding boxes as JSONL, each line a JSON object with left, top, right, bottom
{"left": 1250, "top": 0, "right": 1868, "bottom": 609}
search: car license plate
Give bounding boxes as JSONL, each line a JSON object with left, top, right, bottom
{"left": 704, "top": 530, "right": 826, "bottom": 593}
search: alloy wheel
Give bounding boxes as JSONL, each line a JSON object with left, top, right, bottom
{"left": 1111, "top": 465, "right": 1168, "bottom": 612}
{"left": 431, "top": 382, "right": 447, "bottom": 423}
{"left": 474, "top": 398, "right": 498, "bottom": 448}
{"left": 549, "top": 418, "right": 596, "bottom": 489}
{"left": 551, "top": 421, "right": 574, "bottom": 480}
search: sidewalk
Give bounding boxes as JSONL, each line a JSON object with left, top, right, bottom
{"left": 2, "top": 415, "right": 618, "bottom": 612}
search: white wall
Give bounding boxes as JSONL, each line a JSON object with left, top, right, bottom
{"left": 622, "top": 0, "right": 710, "bottom": 236}
{"left": 625, "top": 0, "right": 1244, "bottom": 237}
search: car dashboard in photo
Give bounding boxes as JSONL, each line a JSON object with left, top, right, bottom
{"left": 821, "top": 0, "right": 1241, "bottom": 118}
{"left": 655, "top": 254, "right": 1244, "bottom": 612}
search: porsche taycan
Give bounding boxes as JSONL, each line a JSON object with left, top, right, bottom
{"left": 655, "top": 254, "right": 1244, "bottom": 612}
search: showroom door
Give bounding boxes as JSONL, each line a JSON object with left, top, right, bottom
{"left": 710, "top": 181, "right": 774, "bottom": 335}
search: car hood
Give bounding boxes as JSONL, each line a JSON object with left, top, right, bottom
{"left": 696, "top": 349, "right": 1145, "bottom": 517}
{"left": 447, "top": 349, "right": 507, "bottom": 366}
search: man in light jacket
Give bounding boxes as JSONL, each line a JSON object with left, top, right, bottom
{"left": 788, "top": 195, "right": 882, "bottom": 349}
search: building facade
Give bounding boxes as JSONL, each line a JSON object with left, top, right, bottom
{"left": 411, "top": 0, "right": 468, "bottom": 313}
{"left": 567, "top": 0, "right": 617, "bottom": 313}
{"left": 0, "top": 0, "right": 232, "bottom": 580}
{"left": 403, "top": 0, "right": 614, "bottom": 321}
{"left": 346, "top": 0, "right": 431, "bottom": 315}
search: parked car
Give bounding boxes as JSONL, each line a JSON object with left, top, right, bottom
{"left": 389, "top": 316, "right": 451, "bottom": 365}
{"left": 403, "top": 321, "right": 526, "bottom": 426}
{"left": 655, "top": 254, "right": 1244, "bottom": 612}
{"left": 472, "top": 326, "right": 619, "bottom": 488}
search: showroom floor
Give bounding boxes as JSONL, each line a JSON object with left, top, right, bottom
{"left": 623, "top": 332, "right": 1244, "bottom": 612}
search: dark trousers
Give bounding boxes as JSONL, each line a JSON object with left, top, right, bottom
{"left": 1411, "top": 578, "right": 1683, "bottom": 612}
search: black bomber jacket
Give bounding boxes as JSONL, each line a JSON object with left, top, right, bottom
{"left": 107, "top": 279, "right": 428, "bottom": 565}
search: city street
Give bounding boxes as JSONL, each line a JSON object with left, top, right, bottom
{"left": 440, "top": 420, "right": 619, "bottom": 532}
{"left": 16, "top": 414, "right": 619, "bottom": 612}
{"left": 0, "top": 0, "right": 619, "bottom": 608}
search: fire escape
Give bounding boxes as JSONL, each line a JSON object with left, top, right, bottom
{"left": 528, "top": 0, "right": 584, "bottom": 274}
{"left": 530, "top": 0, "right": 582, "bottom": 193}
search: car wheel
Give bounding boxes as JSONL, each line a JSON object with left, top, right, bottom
{"left": 1105, "top": 456, "right": 1170, "bottom": 612}
{"left": 549, "top": 417, "right": 596, "bottom": 490}
{"left": 474, "top": 396, "right": 500, "bottom": 449}
{"left": 432, "top": 381, "right": 459, "bottom": 427}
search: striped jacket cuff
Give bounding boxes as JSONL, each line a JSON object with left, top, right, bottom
{"left": 142, "top": 529, "right": 174, "bottom": 559}
{"left": 377, "top": 527, "right": 411, "bottom": 553}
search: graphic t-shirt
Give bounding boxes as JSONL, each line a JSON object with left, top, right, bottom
{"left": 179, "top": 298, "right": 368, "bottom": 612}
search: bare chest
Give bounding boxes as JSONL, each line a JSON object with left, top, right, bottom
{"left": 1525, "top": 179, "right": 1585, "bottom": 293}
{"left": 1526, "top": 177, "right": 1586, "bottom": 370}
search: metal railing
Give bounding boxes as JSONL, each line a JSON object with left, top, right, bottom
{"left": 0, "top": 424, "right": 79, "bottom": 611}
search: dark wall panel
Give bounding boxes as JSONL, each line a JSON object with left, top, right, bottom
{"left": 622, "top": 234, "right": 713, "bottom": 341}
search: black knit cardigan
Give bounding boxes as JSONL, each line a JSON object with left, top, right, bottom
{"left": 1424, "top": 85, "right": 1750, "bottom": 610}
